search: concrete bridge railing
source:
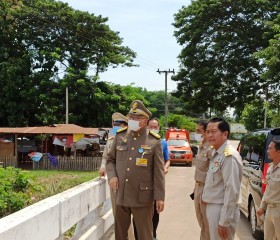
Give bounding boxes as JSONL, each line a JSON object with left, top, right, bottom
{"left": 0, "top": 178, "right": 113, "bottom": 240}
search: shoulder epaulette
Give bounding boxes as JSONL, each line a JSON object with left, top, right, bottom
{"left": 117, "top": 127, "right": 128, "bottom": 133}
{"left": 223, "top": 146, "right": 232, "bottom": 157}
{"left": 149, "top": 130, "right": 161, "bottom": 139}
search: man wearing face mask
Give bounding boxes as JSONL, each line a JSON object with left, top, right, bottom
{"left": 99, "top": 112, "right": 134, "bottom": 239}
{"left": 193, "top": 120, "right": 213, "bottom": 240}
{"left": 133, "top": 118, "right": 169, "bottom": 240}
{"left": 106, "top": 100, "right": 165, "bottom": 240}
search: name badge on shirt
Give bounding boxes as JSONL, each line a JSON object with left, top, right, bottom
{"left": 136, "top": 158, "right": 148, "bottom": 167}
{"left": 141, "top": 145, "right": 151, "bottom": 150}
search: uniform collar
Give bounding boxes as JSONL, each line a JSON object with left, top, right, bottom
{"left": 215, "top": 140, "right": 230, "bottom": 156}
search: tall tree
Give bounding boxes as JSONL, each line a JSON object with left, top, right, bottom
{"left": 173, "top": 0, "right": 280, "bottom": 117}
{"left": 0, "top": 0, "right": 137, "bottom": 126}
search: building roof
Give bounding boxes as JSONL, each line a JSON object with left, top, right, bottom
{"left": 0, "top": 124, "right": 99, "bottom": 135}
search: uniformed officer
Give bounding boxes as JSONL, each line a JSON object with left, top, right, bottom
{"left": 99, "top": 112, "right": 128, "bottom": 214}
{"left": 106, "top": 100, "right": 165, "bottom": 240}
{"left": 202, "top": 117, "right": 242, "bottom": 240}
{"left": 194, "top": 120, "right": 212, "bottom": 240}
{"left": 256, "top": 138, "right": 280, "bottom": 240}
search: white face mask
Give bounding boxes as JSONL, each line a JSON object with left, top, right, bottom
{"left": 150, "top": 129, "right": 159, "bottom": 133}
{"left": 195, "top": 133, "right": 203, "bottom": 142}
{"left": 128, "top": 119, "right": 141, "bottom": 132}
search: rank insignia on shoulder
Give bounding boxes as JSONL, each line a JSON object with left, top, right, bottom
{"left": 117, "top": 127, "right": 128, "bottom": 133}
{"left": 149, "top": 130, "right": 161, "bottom": 139}
{"left": 223, "top": 147, "right": 232, "bottom": 157}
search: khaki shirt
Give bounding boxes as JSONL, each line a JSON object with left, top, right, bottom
{"left": 194, "top": 142, "right": 212, "bottom": 183}
{"left": 202, "top": 140, "right": 243, "bottom": 227}
{"left": 100, "top": 136, "right": 114, "bottom": 169}
{"left": 106, "top": 127, "right": 165, "bottom": 207}
{"left": 260, "top": 162, "right": 280, "bottom": 210}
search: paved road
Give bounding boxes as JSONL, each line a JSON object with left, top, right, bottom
{"left": 109, "top": 140, "right": 256, "bottom": 240}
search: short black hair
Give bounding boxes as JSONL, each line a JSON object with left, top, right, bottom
{"left": 207, "top": 117, "right": 230, "bottom": 138}
{"left": 147, "top": 118, "right": 160, "bottom": 127}
{"left": 272, "top": 137, "right": 280, "bottom": 151}
{"left": 196, "top": 120, "right": 208, "bottom": 132}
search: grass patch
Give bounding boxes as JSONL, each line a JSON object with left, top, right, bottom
{"left": 25, "top": 170, "right": 99, "bottom": 205}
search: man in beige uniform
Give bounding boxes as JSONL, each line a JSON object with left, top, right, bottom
{"left": 202, "top": 117, "right": 242, "bottom": 240}
{"left": 106, "top": 100, "right": 165, "bottom": 240}
{"left": 257, "top": 138, "right": 280, "bottom": 240}
{"left": 194, "top": 120, "right": 212, "bottom": 240}
{"left": 99, "top": 112, "right": 128, "bottom": 215}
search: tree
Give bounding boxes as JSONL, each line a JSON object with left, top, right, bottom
{"left": 0, "top": 0, "right": 137, "bottom": 126}
{"left": 173, "top": 0, "right": 280, "bottom": 117}
{"left": 239, "top": 99, "right": 269, "bottom": 131}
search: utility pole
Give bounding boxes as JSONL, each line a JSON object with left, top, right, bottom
{"left": 157, "top": 69, "right": 175, "bottom": 129}
{"left": 66, "top": 87, "right": 69, "bottom": 124}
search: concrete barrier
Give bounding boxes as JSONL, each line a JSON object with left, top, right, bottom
{"left": 0, "top": 177, "right": 113, "bottom": 240}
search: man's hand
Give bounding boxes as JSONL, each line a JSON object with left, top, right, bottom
{"left": 217, "top": 224, "right": 230, "bottom": 240}
{"left": 256, "top": 208, "right": 264, "bottom": 218}
{"left": 99, "top": 167, "right": 106, "bottom": 177}
{"left": 109, "top": 177, "right": 119, "bottom": 192}
{"left": 164, "top": 167, "right": 169, "bottom": 174}
{"left": 156, "top": 200, "right": 164, "bottom": 213}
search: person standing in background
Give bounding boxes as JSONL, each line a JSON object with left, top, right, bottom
{"left": 193, "top": 120, "right": 212, "bottom": 240}
{"left": 202, "top": 117, "right": 242, "bottom": 240}
{"left": 257, "top": 138, "right": 280, "bottom": 240}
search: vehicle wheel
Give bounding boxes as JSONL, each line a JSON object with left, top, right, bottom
{"left": 249, "top": 200, "right": 263, "bottom": 239}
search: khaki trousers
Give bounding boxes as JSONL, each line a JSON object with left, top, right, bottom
{"left": 115, "top": 205, "right": 153, "bottom": 240}
{"left": 264, "top": 205, "right": 280, "bottom": 240}
{"left": 110, "top": 189, "right": 134, "bottom": 239}
{"left": 206, "top": 203, "right": 239, "bottom": 240}
{"left": 194, "top": 183, "right": 210, "bottom": 240}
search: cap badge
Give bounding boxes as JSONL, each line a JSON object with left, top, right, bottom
{"left": 132, "top": 102, "right": 138, "bottom": 110}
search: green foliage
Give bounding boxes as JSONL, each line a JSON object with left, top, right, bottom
{"left": 0, "top": 167, "right": 33, "bottom": 217}
{"left": 159, "top": 113, "right": 196, "bottom": 131}
{"left": 173, "top": 0, "right": 280, "bottom": 117}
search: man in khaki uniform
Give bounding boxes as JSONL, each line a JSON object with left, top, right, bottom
{"left": 202, "top": 117, "right": 242, "bottom": 240}
{"left": 106, "top": 100, "right": 165, "bottom": 240}
{"left": 194, "top": 120, "right": 212, "bottom": 240}
{"left": 257, "top": 138, "right": 280, "bottom": 240}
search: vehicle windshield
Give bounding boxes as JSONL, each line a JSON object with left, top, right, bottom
{"left": 167, "top": 140, "right": 189, "bottom": 147}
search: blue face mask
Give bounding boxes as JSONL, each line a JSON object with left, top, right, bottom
{"left": 112, "top": 126, "right": 121, "bottom": 136}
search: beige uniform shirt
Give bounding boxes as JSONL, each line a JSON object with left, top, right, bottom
{"left": 194, "top": 142, "right": 212, "bottom": 183}
{"left": 106, "top": 127, "right": 165, "bottom": 207}
{"left": 100, "top": 137, "right": 114, "bottom": 169}
{"left": 260, "top": 162, "right": 280, "bottom": 210}
{"left": 202, "top": 140, "right": 243, "bottom": 227}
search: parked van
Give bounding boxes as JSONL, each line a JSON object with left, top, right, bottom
{"left": 237, "top": 128, "right": 280, "bottom": 239}
{"left": 165, "top": 128, "right": 193, "bottom": 166}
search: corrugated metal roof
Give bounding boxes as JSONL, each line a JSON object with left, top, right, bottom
{"left": 0, "top": 124, "right": 99, "bottom": 135}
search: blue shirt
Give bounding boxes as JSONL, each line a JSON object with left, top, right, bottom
{"left": 161, "top": 140, "right": 169, "bottom": 161}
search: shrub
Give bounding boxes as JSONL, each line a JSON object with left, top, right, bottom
{"left": 0, "top": 167, "right": 33, "bottom": 217}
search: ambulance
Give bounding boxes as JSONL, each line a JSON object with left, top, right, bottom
{"left": 165, "top": 128, "right": 193, "bottom": 166}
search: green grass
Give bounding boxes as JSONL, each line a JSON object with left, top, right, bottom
{"left": 24, "top": 170, "right": 99, "bottom": 204}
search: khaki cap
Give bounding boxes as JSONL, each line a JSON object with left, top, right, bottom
{"left": 112, "top": 112, "right": 128, "bottom": 123}
{"left": 128, "top": 100, "right": 152, "bottom": 118}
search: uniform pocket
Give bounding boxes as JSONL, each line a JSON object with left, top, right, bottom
{"left": 139, "top": 182, "right": 153, "bottom": 203}
{"left": 270, "top": 173, "right": 280, "bottom": 191}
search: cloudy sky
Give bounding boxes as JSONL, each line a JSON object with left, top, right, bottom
{"left": 61, "top": 0, "right": 191, "bottom": 91}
